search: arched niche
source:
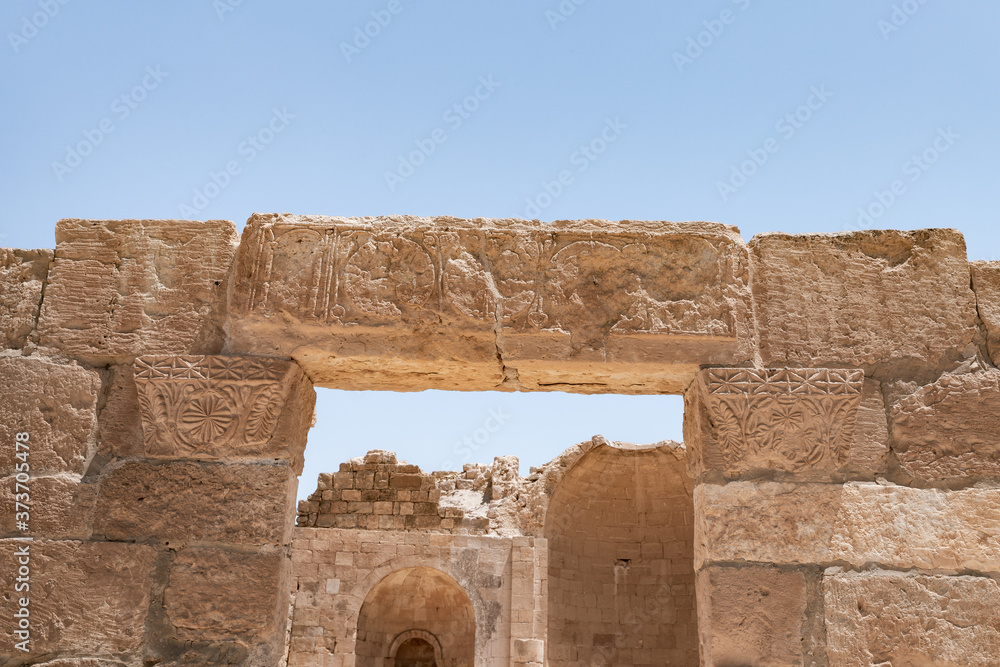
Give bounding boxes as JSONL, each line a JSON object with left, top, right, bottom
{"left": 355, "top": 566, "right": 475, "bottom": 667}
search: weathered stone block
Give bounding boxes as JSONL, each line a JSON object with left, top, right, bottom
{"left": 685, "top": 368, "right": 887, "bottom": 478}
{"left": 133, "top": 355, "right": 315, "bottom": 470}
{"left": 0, "top": 247, "right": 51, "bottom": 350}
{"left": 93, "top": 460, "right": 296, "bottom": 545}
{"left": 696, "top": 481, "right": 1000, "bottom": 571}
{"left": 825, "top": 569, "right": 1000, "bottom": 667}
{"left": 892, "top": 370, "right": 1000, "bottom": 480}
{"left": 37, "top": 218, "right": 237, "bottom": 363}
{"left": 0, "top": 540, "right": 155, "bottom": 660}
{"left": 0, "top": 474, "right": 95, "bottom": 538}
{"left": 696, "top": 565, "right": 807, "bottom": 667}
{"left": 972, "top": 260, "right": 1000, "bottom": 366}
{"left": 0, "top": 357, "right": 100, "bottom": 476}
{"left": 750, "top": 229, "right": 976, "bottom": 378}
{"left": 228, "top": 215, "right": 754, "bottom": 393}
{"left": 165, "top": 547, "right": 288, "bottom": 647}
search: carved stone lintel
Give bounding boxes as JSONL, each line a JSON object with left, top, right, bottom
{"left": 686, "top": 368, "right": 885, "bottom": 478}
{"left": 133, "top": 355, "right": 314, "bottom": 465}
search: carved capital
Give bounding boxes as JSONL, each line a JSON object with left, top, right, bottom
{"left": 686, "top": 368, "right": 886, "bottom": 478}
{"left": 133, "top": 355, "right": 314, "bottom": 465}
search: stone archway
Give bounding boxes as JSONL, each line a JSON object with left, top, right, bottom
{"left": 544, "top": 441, "right": 697, "bottom": 665}
{"left": 389, "top": 629, "right": 443, "bottom": 666}
{"left": 355, "top": 567, "right": 475, "bottom": 667}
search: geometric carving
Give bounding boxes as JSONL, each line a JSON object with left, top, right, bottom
{"left": 690, "top": 368, "right": 866, "bottom": 476}
{"left": 133, "top": 355, "right": 304, "bottom": 460}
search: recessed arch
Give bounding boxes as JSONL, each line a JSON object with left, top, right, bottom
{"left": 544, "top": 440, "right": 697, "bottom": 665}
{"left": 355, "top": 566, "right": 475, "bottom": 667}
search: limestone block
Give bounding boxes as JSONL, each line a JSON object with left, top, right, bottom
{"left": 824, "top": 569, "right": 1000, "bottom": 667}
{"left": 93, "top": 460, "right": 296, "bottom": 545}
{"left": 750, "top": 229, "right": 976, "bottom": 377}
{"left": 0, "top": 248, "right": 51, "bottom": 350}
{"left": 133, "top": 355, "right": 315, "bottom": 470}
{"left": 892, "top": 370, "right": 1000, "bottom": 480}
{"left": 685, "top": 368, "right": 887, "bottom": 478}
{"left": 36, "top": 218, "right": 237, "bottom": 363}
{"left": 972, "top": 260, "right": 1000, "bottom": 365}
{"left": 0, "top": 540, "right": 155, "bottom": 659}
{"left": 697, "top": 565, "right": 807, "bottom": 667}
{"left": 164, "top": 547, "right": 287, "bottom": 644}
{"left": 228, "top": 214, "right": 753, "bottom": 393}
{"left": 696, "top": 481, "right": 1000, "bottom": 571}
{"left": 0, "top": 474, "right": 95, "bottom": 538}
{"left": 0, "top": 357, "right": 100, "bottom": 476}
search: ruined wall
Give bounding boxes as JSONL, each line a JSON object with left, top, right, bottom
{"left": 0, "top": 220, "right": 314, "bottom": 667}
{"left": 2, "top": 215, "right": 999, "bottom": 667}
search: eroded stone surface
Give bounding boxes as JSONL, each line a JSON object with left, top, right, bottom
{"left": 133, "top": 355, "right": 315, "bottom": 470}
{"left": 0, "top": 357, "right": 100, "bottom": 476}
{"left": 0, "top": 248, "right": 51, "bottom": 350}
{"left": 750, "top": 229, "right": 976, "bottom": 380}
{"left": 0, "top": 474, "right": 95, "bottom": 539}
{"left": 165, "top": 547, "right": 286, "bottom": 644}
{"left": 892, "top": 370, "right": 1000, "bottom": 480}
{"left": 697, "top": 565, "right": 807, "bottom": 667}
{"left": 972, "top": 260, "right": 1000, "bottom": 366}
{"left": 0, "top": 540, "right": 155, "bottom": 660}
{"left": 685, "top": 368, "right": 888, "bottom": 479}
{"left": 228, "top": 214, "right": 754, "bottom": 393}
{"left": 37, "top": 219, "right": 237, "bottom": 363}
{"left": 93, "top": 460, "right": 295, "bottom": 545}
{"left": 825, "top": 569, "right": 1000, "bottom": 667}
{"left": 696, "top": 481, "right": 1000, "bottom": 571}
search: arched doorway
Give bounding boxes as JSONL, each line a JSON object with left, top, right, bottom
{"left": 355, "top": 567, "right": 475, "bottom": 667}
{"left": 544, "top": 442, "right": 697, "bottom": 665}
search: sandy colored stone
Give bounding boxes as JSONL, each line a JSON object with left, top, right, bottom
{"left": 0, "top": 247, "right": 51, "bottom": 350}
{"left": 36, "top": 218, "right": 237, "bottom": 363}
{"left": 972, "top": 260, "right": 1000, "bottom": 366}
{"left": 95, "top": 363, "right": 145, "bottom": 461}
{"left": 93, "top": 460, "right": 296, "bottom": 545}
{"left": 684, "top": 368, "right": 888, "bottom": 479}
{"left": 892, "top": 370, "right": 1000, "bottom": 480}
{"left": 825, "top": 569, "right": 1000, "bottom": 667}
{"left": 0, "top": 357, "right": 100, "bottom": 476}
{"left": 696, "top": 481, "right": 1000, "bottom": 571}
{"left": 0, "top": 540, "right": 155, "bottom": 660}
{"left": 750, "top": 229, "right": 976, "bottom": 379}
{"left": 133, "top": 356, "right": 315, "bottom": 470}
{"left": 697, "top": 565, "right": 807, "bottom": 667}
{"left": 165, "top": 547, "right": 287, "bottom": 645}
{"left": 30, "top": 660, "right": 127, "bottom": 667}
{"left": 0, "top": 474, "right": 95, "bottom": 539}
{"left": 229, "top": 214, "right": 753, "bottom": 394}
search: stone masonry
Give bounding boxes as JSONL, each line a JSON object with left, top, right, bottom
{"left": 1, "top": 214, "right": 998, "bottom": 666}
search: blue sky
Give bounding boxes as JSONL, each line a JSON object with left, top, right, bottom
{"left": 2, "top": 2, "right": 997, "bottom": 499}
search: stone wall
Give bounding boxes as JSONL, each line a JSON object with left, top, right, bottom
{"left": 2, "top": 215, "right": 999, "bottom": 666}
